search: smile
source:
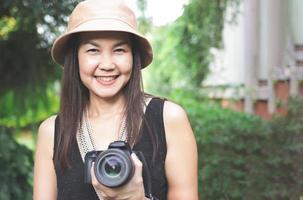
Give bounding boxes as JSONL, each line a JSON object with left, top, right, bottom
{"left": 96, "top": 76, "right": 118, "bottom": 81}
{"left": 95, "top": 75, "right": 119, "bottom": 85}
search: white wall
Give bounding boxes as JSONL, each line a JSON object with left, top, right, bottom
{"left": 204, "top": 0, "right": 300, "bottom": 87}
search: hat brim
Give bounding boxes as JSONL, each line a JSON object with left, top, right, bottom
{"left": 51, "top": 18, "right": 153, "bottom": 68}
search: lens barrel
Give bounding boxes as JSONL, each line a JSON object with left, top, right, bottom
{"left": 94, "top": 148, "right": 134, "bottom": 187}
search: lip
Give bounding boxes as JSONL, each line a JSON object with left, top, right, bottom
{"left": 95, "top": 75, "right": 119, "bottom": 86}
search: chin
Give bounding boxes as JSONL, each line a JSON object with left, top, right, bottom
{"left": 89, "top": 80, "right": 128, "bottom": 99}
{"left": 93, "top": 89, "right": 124, "bottom": 100}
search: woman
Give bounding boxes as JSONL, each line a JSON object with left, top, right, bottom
{"left": 33, "top": 0, "right": 198, "bottom": 199}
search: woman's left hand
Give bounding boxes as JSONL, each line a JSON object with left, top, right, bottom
{"left": 91, "top": 153, "right": 147, "bottom": 200}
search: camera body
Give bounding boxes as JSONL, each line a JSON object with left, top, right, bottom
{"left": 84, "top": 141, "right": 136, "bottom": 188}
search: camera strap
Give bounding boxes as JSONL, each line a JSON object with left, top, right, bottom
{"left": 135, "top": 151, "right": 159, "bottom": 200}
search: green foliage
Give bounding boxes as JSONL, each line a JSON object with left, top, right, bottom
{"left": 175, "top": 94, "right": 303, "bottom": 200}
{"left": 264, "top": 98, "right": 303, "bottom": 199}
{"left": 143, "top": 23, "right": 188, "bottom": 96}
{"left": 136, "top": 0, "right": 152, "bottom": 34}
{"left": 0, "top": 82, "right": 60, "bottom": 128}
{"left": 144, "top": 0, "right": 240, "bottom": 96}
{"left": 0, "top": 126, "right": 33, "bottom": 200}
{"left": 0, "top": 1, "right": 78, "bottom": 198}
{"left": 0, "top": 0, "right": 81, "bottom": 127}
{"left": 179, "top": 0, "right": 240, "bottom": 86}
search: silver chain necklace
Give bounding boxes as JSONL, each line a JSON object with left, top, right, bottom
{"left": 82, "top": 110, "right": 127, "bottom": 151}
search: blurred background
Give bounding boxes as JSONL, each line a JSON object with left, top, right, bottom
{"left": 1, "top": 0, "right": 303, "bottom": 199}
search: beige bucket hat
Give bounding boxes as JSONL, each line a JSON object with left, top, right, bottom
{"left": 51, "top": 0, "right": 153, "bottom": 68}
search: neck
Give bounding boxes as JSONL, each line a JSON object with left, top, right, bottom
{"left": 87, "top": 94, "right": 126, "bottom": 119}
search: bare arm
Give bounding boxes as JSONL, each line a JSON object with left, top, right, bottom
{"left": 33, "top": 115, "right": 57, "bottom": 200}
{"left": 163, "top": 101, "right": 198, "bottom": 200}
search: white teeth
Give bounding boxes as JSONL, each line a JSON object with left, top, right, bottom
{"left": 96, "top": 76, "right": 116, "bottom": 82}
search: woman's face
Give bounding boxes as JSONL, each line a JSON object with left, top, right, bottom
{"left": 77, "top": 31, "right": 133, "bottom": 100}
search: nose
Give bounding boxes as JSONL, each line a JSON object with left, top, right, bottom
{"left": 97, "top": 54, "right": 115, "bottom": 71}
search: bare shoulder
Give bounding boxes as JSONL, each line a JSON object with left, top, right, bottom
{"left": 163, "top": 100, "right": 195, "bottom": 144}
{"left": 163, "top": 100, "right": 191, "bottom": 134}
{"left": 36, "top": 115, "right": 57, "bottom": 158}
{"left": 39, "top": 115, "right": 57, "bottom": 131}
{"left": 163, "top": 100, "right": 189, "bottom": 122}
{"left": 38, "top": 115, "right": 57, "bottom": 137}
{"left": 34, "top": 115, "right": 58, "bottom": 199}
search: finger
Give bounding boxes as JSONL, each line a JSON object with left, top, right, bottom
{"left": 90, "top": 163, "right": 100, "bottom": 187}
{"left": 91, "top": 163, "right": 111, "bottom": 198}
{"left": 131, "top": 153, "right": 143, "bottom": 179}
{"left": 130, "top": 153, "right": 145, "bottom": 198}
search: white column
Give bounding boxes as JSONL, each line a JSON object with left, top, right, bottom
{"left": 261, "top": 0, "right": 287, "bottom": 113}
{"left": 289, "top": 0, "right": 303, "bottom": 96}
{"left": 243, "top": 0, "right": 260, "bottom": 113}
{"left": 289, "top": 0, "right": 303, "bottom": 44}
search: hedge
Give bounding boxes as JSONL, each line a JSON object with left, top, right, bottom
{"left": 0, "top": 127, "right": 33, "bottom": 200}
{"left": 180, "top": 97, "right": 303, "bottom": 200}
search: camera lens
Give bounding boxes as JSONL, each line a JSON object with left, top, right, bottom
{"left": 104, "top": 156, "right": 122, "bottom": 177}
{"left": 94, "top": 149, "right": 134, "bottom": 187}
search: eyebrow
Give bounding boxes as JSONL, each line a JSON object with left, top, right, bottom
{"left": 81, "top": 40, "right": 131, "bottom": 48}
{"left": 81, "top": 40, "right": 99, "bottom": 47}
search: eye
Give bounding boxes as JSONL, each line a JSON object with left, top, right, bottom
{"left": 87, "top": 48, "right": 99, "bottom": 53}
{"left": 114, "top": 48, "right": 126, "bottom": 54}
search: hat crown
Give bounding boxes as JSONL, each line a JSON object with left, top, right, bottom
{"left": 68, "top": 0, "right": 137, "bottom": 32}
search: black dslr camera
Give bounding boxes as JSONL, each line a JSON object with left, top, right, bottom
{"left": 84, "top": 141, "right": 159, "bottom": 199}
{"left": 84, "top": 141, "right": 139, "bottom": 187}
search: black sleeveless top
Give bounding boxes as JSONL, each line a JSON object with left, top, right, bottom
{"left": 54, "top": 98, "right": 168, "bottom": 200}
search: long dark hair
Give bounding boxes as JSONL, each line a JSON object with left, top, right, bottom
{"left": 54, "top": 33, "right": 155, "bottom": 169}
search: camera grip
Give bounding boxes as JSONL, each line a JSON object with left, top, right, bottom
{"left": 84, "top": 151, "right": 98, "bottom": 184}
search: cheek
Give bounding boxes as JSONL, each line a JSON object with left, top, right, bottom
{"left": 125, "top": 61, "right": 133, "bottom": 75}
{"left": 78, "top": 56, "right": 98, "bottom": 75}
{"left": 118, "top": 55, "right": 133, "bottom": 74}
{"left": 78, "top": 59, "right": 98, "bottom": 86}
